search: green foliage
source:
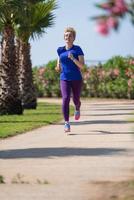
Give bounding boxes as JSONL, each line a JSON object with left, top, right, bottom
{"left": 44, "top": 60, "right": 60, "bottom": 97}
{"left": 0, "top": 175, "right": 5, "bottom": 184}
{"left": 104, "top": 55, "right": 125, "bottom": 69}
{"left": 33, "top": 60, "right": 61, "bottom": 97}
{"left": 33, "top": 56, "right": 134, "bottom": 99}
{"left": 33, "top": 67, "right": 45, "bottom": 97}
{"left": 103, "top": 78, "right": 128, "bottom": 98}
{"left": 0, "top": 102, "right": 61, "bottom": 138}
{"left": 15, "top": 0, "right": 57, "bottom": 42}
{"left": 83, "top": 56, "right": 134, "bottom": 99}
{"left": 103, "top": 56, "right": 131, "bottom": 77}
{"left": 0, "top": 102, "right": 74, "bottom": 138}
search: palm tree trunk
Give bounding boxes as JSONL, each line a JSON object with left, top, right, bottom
{"left": 0, "top": 25, "right": 23, "bottom": 115}
{"left": 19, "top": 39, "right": 37, "bottom": 109}
{"left": 15, "top": 38, "right": 21, "bottom": 96}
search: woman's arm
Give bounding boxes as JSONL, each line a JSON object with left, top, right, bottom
{"left": 55, "top": 57, "right": 61, "bottom": 72}
{"left": 68, "top": 53, "right": 85, "bottom": 70}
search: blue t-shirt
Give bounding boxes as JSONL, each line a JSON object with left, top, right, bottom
{"left": 57, "top": 45, "right": 84, "bottom": 80}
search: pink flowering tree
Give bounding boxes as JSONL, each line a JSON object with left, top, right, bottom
{"left": 93, "top": 0, "right": 134, "bottom": 35}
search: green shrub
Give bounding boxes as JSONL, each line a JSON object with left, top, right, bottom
{"left": 33, "top": 60, "right": 61, "bottom": 97}
{"left": 0, "top": 175, "right": 5, "bottom": 184}
{"left": 43, "top": 60, "right": 60, "bottom": 97}
{"left": 33, "top": 56, "right": 134, "bottom": 99}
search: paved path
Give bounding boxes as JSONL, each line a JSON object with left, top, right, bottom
{"left": 0, "top": 99, "right": 134, "bottom": 200}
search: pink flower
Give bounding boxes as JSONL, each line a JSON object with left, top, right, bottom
{"left": 111, "top": 6, "right": 121, "bottom": 14}
{"left": 111, "top": 0, "right": 128, "bottom": 15}
{"left": 94, "top": 0, "right": 128, "bottom": 36}
{"left": 129, "top": 60, "right": 134, "bottom": 65}
{"left": 128, "top": 79, "right": 132, "bottom": 87}
{"left": 125, "top": 68, "right": 133, "bottom": 78}
{"left": 107, "top": 17, "right": 118, "bottom": 28}
{"left": 38, "top": 67, "right": 45, "bottom": 76}
{"left": 113, "top": 68, "right": 120, "bottom": 76}
{"left": 100, "top": 3, "right": 112, "bottom": 10}
{"left": 99, "top": 0, "right": 128, "bottom": 15}
{"left": 84, "top": 71, "right": 90, "bottom": 79}
{"left": 95, "top": 19, "right": 109, "bottom": 35}
{"left": 115, "top": 0, "right": 128, "bottom": 10}
{"left": 98, "top": 69, "right": 106, "bottom": 80}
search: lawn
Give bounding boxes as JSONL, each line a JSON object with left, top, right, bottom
{"left": 0, "top": 102, "right": 74, "bottom": 138}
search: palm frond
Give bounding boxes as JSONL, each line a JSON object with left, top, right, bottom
{"left": 15, "top": 0, "right": 57, "bottom": 42}
{"left": 0, "top": 0, "right": 23, "bottom": 26}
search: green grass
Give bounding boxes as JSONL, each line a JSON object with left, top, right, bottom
{"left": 0, "top": 175, "right": 5, "bottom": 184}
{"left": 128, "top": 116, "right": 134, "bottom": 134}
{"left": 0, "top": 102, "right": 74, "bottom": 138}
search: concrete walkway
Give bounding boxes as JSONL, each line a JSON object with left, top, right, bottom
{"left": 0, "top": 99, "right": 134, "bottom": 200}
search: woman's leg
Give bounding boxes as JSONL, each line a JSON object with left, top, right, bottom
{"left": 60, "top": 80, "right": 71, "bottom": 122}
{"left": 71, "top": 80, "right": 82, "bottom": 111}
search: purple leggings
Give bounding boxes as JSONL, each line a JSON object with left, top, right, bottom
{"left": 60, "top": 80, "right": 82, "bottom": 121}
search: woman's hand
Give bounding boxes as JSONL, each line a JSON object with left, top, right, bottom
{"left": 55, "top": 57, "right": 61, "bottom": 72}
{"left": 55, "top": 66, "right": 61, "bottom": 72}
{"left": 68, "top": 52, "right": 75, "bottom": 61}
{"left": 68, "top": 53, "right": 85, "bottom": 70}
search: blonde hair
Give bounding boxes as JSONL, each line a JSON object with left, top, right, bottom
{"left": 64, "top": 27, "right": 76, "bottom": 39}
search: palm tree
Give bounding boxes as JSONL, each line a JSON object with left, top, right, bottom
{"left": 0, "top": 0, "right": 23, "bottom": 115}
{"left": 15, "top": 0, "right": 57, "bottom": 109}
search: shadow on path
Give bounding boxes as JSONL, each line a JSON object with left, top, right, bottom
{"left": 92, "top": 108, "right": 134, "bottom": 111}
{"left": 58, "top": 120, "right": 134, "bottom": 126}
{"left": 68, "top": 131, "right": 134, "bottom": 136}
{"left": 83, "top": 113, "right": 134, "bottom": 117}
{"left": 92, "top": 130, "right": 134, "bottom": 135}
{"left": 89, "top": 102, "right": 134, "bottom": 106}
{"left": 0, "top": 147, "right": 127, "bottom": 159}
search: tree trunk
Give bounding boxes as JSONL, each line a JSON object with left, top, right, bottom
{"left": 0, "top": 25, "right": 23, "bottom": 115}
{"left": 15, "top": 38, "right": 22, "bottom": 97}
{"left": 19, "top": 39, "right": 37, "bottom": 109}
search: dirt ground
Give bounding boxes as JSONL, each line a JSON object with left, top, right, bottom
{"left": 87, "top": 178, "right": 134, "bottom": 200}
